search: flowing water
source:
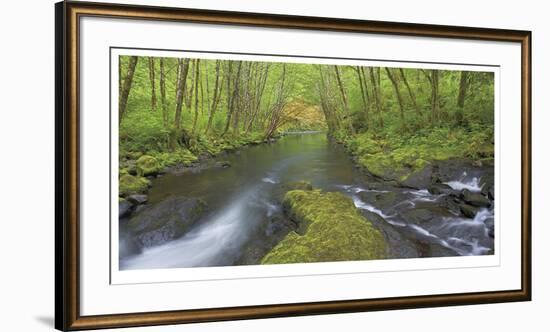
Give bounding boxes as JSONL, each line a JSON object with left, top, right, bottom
{"left": 120, "top": 133, "right": 494, "bottom": 269}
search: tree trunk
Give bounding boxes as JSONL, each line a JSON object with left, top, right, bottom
{"left": 431, "top": 70, "right": 440, "bottom": 125}
{"left": 159, "top": 58, "right": 168, "bottom": 128}
{"left": 172, "top": 58, "right": 191, "bottom": 149}
{"left": 232, "top": 62, "right": 245, "bottom": 135}
{"left": 148, "top": 57, "right": 157, "bottom": 112}
{"left": 118, "top": 56, "right": 138, "bottom": 123}
{"left": 246, "top": 63, "right": 270, "bottom": 133}
{"left": 456, "top": 71, "right": 469, "bottom": 125}
{"left": 355, "top": 66, "right": 369, "bottom": 126}
{"left": 399, "top": 68, "right": 421, "bottom": 117}
{"left": 264, "top": 64, "right": 287, "bottom": 139}
{"left": 222, "top": 61, "right": 239, "bottom": 136}
{"left": 318, "top": 66, "right": 341, "bottom": 133}
{"left": 368, "top": 67, "right": 384, "bottom": 128}
{"left": 334, "top": 66, "right": 355, "bottom": 134}
{"left": 204, "top": 60, "right": 221, "bottom": 135}
{"left": 192, "top": 59, "right": 201, "bottom": 134}
{"left": 184, "top": 60, "right": 194, "bottom": 109}
{"left": 385, "top": 68, "right": 406, "bottom": 128}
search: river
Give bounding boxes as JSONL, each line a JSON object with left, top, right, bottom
{"left": 120, "top": 132, "right": 495, "bottom": 270}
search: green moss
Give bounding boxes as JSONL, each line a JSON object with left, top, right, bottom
{"left": 344, "top": 127, "right": 493, "bottom": 182}
{"left": 152, "top": 149, "right": 198, "bottom": 168}
{"left": 119, "top": 168, "right": 129, "bottom": 177}
{"left": 136, "top": 155, "right": 160, "bottom": 176}
{"left": 261, "top": 190, "right": 387, "bottom": 264}
{"left": 119, "top": 174, "right": 150, "bottom": 197}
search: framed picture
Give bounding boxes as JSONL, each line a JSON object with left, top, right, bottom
{"left": 55, "top": 1, "right": 531, "bottom": 330}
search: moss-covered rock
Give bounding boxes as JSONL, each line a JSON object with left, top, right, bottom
{"left": 153, "top": 149, "right": 198, "bottom": 168}
{"left": 119, "top": 174, "right": 150, "bottom": 197}
{"left": 136, "top": 155, "right": 161, "bottom": 176}
{"left": 261, "top": 190, "right": 387, "bottom": 264}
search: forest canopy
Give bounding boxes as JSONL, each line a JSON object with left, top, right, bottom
{"left": 118, "top": 55, "right": 494, "bottom": 180}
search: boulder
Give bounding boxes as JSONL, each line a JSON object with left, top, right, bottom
{"left": 127, "top": 197, "right": 207, "bottom": 248}
{"left": 215, "top": 160, "right": 231, "bottom": 168}
{"left": 127, "top": 194, "right": 148, "bottom": 205}
{"left": 399, "top": 164, "right": 433, "bottom": 189}
{"left": 437, "top": 196, "right": 462, "bottom": 216}
{"left": 261, "top": 190, "right": 387, "bottom": 264}
{"left": 119, "top": 198, "right": 133, "bottom": 218}
{"left": 357, "top": 190, "right": 407, "bottom": 211}
{"left": 136, "top": 155, "right": 161, "bottom": 176}
{"left": 428, "top": 183, "right": 454, "bottom": 195}
{"left": 459, "top": 203, "right": 479, "bottom": 219}
{"left": 361, "top": 210, "right": 419, "bottom": 259}
{"left": 399, "top": 208, "right": 435, "bottom": 225}
{"left": 461, "top": 189, "right": 491, "bottom": 207}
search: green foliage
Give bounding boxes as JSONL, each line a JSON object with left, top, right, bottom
{"left": 261, "top": 189, "right": 387, "bottom": 264}
{"left": 118, "top": 55, "right": 495, "bottom": 190}
{"left": 344, "top": 124, "right": 494, "bottom": 181}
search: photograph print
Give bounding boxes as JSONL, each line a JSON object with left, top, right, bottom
{"left": 116, "top": 51, "right": 496, "bottom": 271}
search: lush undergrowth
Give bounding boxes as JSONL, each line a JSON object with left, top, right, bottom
{"left": 333, "top": 123, "right": 494, "bottom": 182}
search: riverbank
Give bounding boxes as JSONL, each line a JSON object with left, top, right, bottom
{"left": 118, "top": 131, "right": 282, "bottom": 218}
{"left": 331, "top": 126, "right": 494, "bottom": 188}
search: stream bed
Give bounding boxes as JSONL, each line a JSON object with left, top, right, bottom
{"left": 120, "top": 133, "right": 495, "bottom": 269}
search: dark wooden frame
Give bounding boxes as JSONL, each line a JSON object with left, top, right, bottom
{"left": 55, "top": 1, "right": 532, "bottom": 330}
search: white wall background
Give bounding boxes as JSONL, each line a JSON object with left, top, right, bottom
{"left": 0, "top": 0, "right": 546, "bottom": 331}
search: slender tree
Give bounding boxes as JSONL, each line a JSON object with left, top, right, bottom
{"left": 172, "top": 58, "right": 191, "bottom": 149}
{"left": 192, "top": 59, "right": 201, "bottom": 134}
{"left": 368, "top": 67, "right": 384, "bottom": 128}
{"left": 355, "top": 66, "right": 369, "bottom": 123}
{"left": 334, "top": 66, "right": 355, "bottom": 134}
{"left": 318, "top": 66, "right": 341, "bottom": 133}
{"left": 148, "top": 57, "right": 157, "bottom": 112}
{"left": 159, "top": 58, "right": 168, "bottom": 128}
{"left": 431, "top": 70, "right": 440, "bottom": 124}
{"left": 222, "top": 61, "right": 240, "bottom": 136}
{"left": 456, "top": 71, "right": 469, "bottom": 125}
{"left": 399, "top": 68, "right": 421, "bottom": 117}
{"left": 204, "top": 60, "right": 222, "bottom": 134}
{"left": 246, "top": 63, "right": 270, "bottom": 133}
{"left": 118, "top": 56, "right": 138, "bottom": 123}
{"left": 264, "top": 64, "right": 288, "bottom": 139}
{"left": 385, "top": 68, "right": 406, "bottom": 128}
